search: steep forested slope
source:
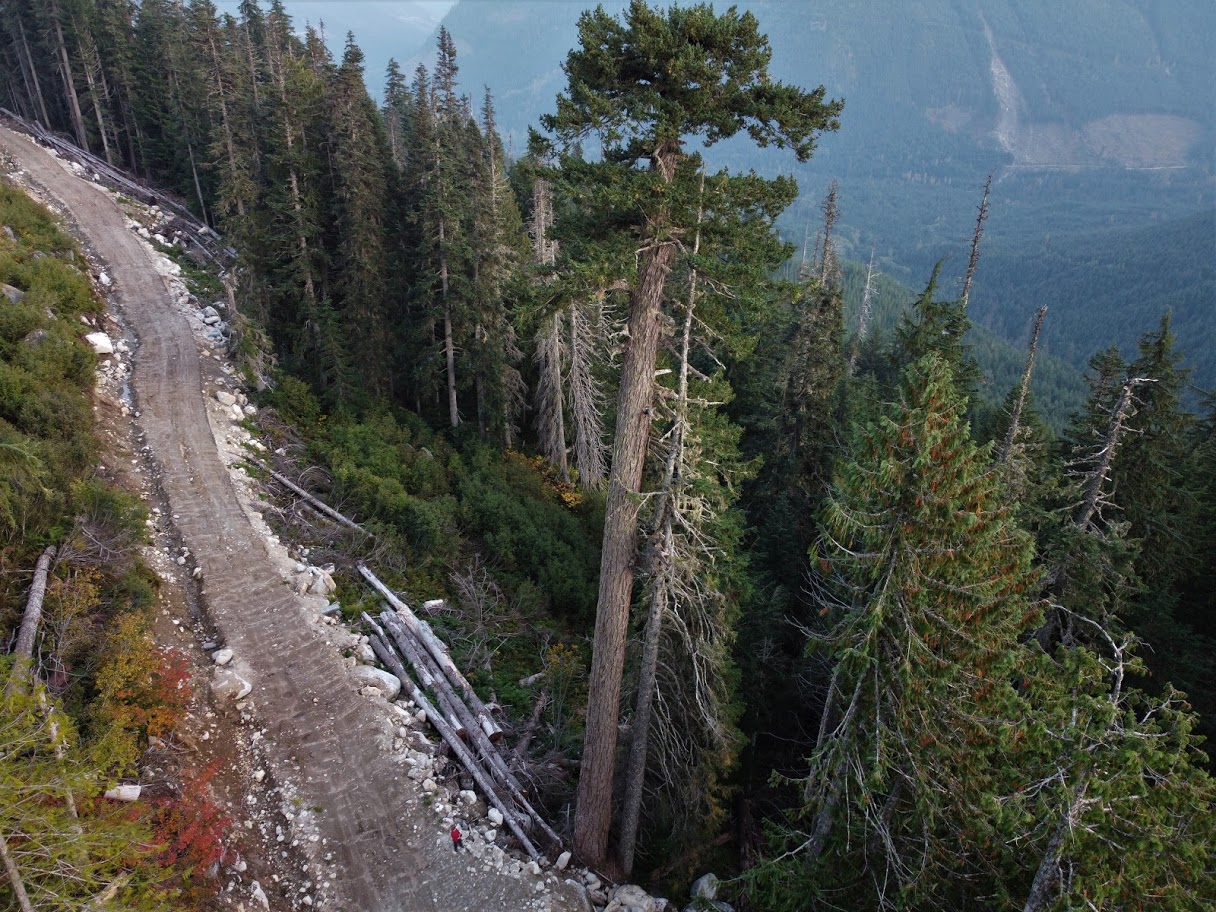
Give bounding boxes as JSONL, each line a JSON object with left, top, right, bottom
{"left": 1, "top": 3, "right": 1212, "bottom": 909}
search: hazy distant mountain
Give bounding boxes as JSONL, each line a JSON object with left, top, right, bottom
{"left": 413, "top": 0, "right": 1215, "bottom": 386}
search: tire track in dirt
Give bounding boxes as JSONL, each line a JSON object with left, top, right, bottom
{"left": 0, "top": 125, "right": 576, "bottom": 912}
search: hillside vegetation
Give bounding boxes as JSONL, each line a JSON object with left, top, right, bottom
{"left": 1, "top": 2, "right": 1212, "bottom": 909}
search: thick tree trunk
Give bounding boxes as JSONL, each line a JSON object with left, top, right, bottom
{"left": 11, "top": 545, "right": 55, "bottom": 662}
{"left": 378, "top": 612, "right": 466, "bottom": 738}
{"left": 574, "top": 142, "right": 680, "bottom": 868}
{"left": 367, "top": 612, "right": 559, "bottom": 848}
{"left": 619, "top": 177, "right": 703, "bottom": 874}
{"left": 7, "top": 546, "right": 56, "bottom": 694}
{"left": 617, "top": 554, "right": 665, "bottom": 875}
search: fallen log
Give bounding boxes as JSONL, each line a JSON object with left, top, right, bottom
{"left": 246, "top": 457, "right": 371, "bottom": 537}
{"left": 372, "top": 612, "right": 466, "bottom": 740}
{"left": 6, "top": 545, "right": 56, "bottom": 695}
{"left": 381, "top": 611, "right": 526, "bottom": 796}
{"left": 363, "top": 626, "right": 540, "bottom": 860}
{"left": 371, "top": 611, "right": 561, "bottom": 850}
{"left": 358, "top": 564, "right": 500, "bottom": 740}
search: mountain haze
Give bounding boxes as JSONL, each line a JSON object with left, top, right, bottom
{"left": 417, "top": 0, "right": 1215, "bottom": 384}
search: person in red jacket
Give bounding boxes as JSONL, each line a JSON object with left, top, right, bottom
{"left": 450, "top": 824, "right": 464, "bottom": 853}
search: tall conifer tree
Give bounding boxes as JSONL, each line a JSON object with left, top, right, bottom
{"left": 540, "top": 1, "right": 842, "bottom": 866}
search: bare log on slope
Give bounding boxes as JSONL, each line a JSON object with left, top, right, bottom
{"left": 379, "top": 610, "right": 561, "bottom": 850}
{"left": 0, "top": 107, "right": 232, "bottom": 263}
{"left": 246, "top": 456, "right": 371, "bottom": 537}
{"left": 362, "top": 622, "right": 540, "bottom": 860}
{"left": 371, "top": 611, "right": 466, "bottom": 740}
{"left": 369, "top": 610, "right": 562, "bottom": 851}
{"left": 6, "top": 545, "right": 56, "bottom": 695}
{"left": 358, "top": 563, "right": 500, "bottom": 739}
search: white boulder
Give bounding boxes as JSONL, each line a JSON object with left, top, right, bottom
{"left": 352, "top": 666, "right": 401, "bottom": 701}
{"left": 606, "top": 885, "right": 656, "bottom": 912}
{"left": 210, "top": 667, "right": 252, "bottom": 703}
{"left": 690, "top": 873, "right": 720, "bottom": 901}
{"left": 85, "top": 332, "right": 114, "bottom": 355}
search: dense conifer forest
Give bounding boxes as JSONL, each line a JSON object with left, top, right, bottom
{"left": 1, "top": 1, "right": 1212, "bottom": 908}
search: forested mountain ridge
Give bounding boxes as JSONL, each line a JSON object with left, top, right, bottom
{"left": 421, "top": 0, "right": 1216, "bottom": 384}
{"left": 1, "top": 1, "right": 1213, "bottom": 910}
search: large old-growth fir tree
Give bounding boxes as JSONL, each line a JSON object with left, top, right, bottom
{"left": 538, "top": 0, "right": 842, "bottom": 868}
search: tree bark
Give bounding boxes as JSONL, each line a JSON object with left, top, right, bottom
{"left": 619, "top": 172, "right": 704, "bottom": 875}
{"left": 377, "top": 611, "right": 466, "bottom": 738}
{"left": 0, "top": 829, "right": 35, "bottom": 912}
{"left": 246, "top": 456, "right": 370, "bottom": 536}
{"left": 7, "top": 545, "right": 55, "bottom": 694}
{"left": 379, "top": 612, "right": 561, "bottom": 840}
{"left": 574, "top": 140, "right": 680, "bottom": 868}
{"left": 512, "top": 689, "right": 549, "bottom": 763}
{"left": 358, "top": 564, "right": 502, "bottom": 740}
{"left": 49, "top": 0, "right": 88, "bottom": 151}
{"left": 365, "top": 631, "right": 542, "bottom": 859}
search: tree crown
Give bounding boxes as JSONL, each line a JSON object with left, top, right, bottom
{"left": 541, "top": 1, "right": 842, "bottom": 167}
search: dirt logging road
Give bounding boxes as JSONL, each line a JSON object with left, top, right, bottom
{"left": 0, "top": 126, "right": 580, "bottom": 912}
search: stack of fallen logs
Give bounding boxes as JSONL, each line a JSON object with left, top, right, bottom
{"left": 357, "top": 563, "right": 560, "bottom": 860}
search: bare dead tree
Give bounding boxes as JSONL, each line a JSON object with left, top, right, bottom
{"left": 997, "top": 304, "right": 1048, "bottom": 467}
{"left": 961, "top": 174, "right": 991, "bottom": 309}
{"left": 1036, "top": 376, "right": 1155, "bottom": 648}
{"left": 818, "top": 180, "right": 840, "bottom": 287}
{"left": 1070, "top": 377, "right": 1153, "bottom": 532}
{"left": 569, "top": 293, "right": 609, "bottom": 488}
{"left": 848, "top": 248, "right": 878, "bottom": 375}
{"left": 449, "top": 556, "right": 519, "bottom": 675}
{"left": 619, "top": 173, "right": 738, "bottom": 873}
{"left": 534, "top": 311, "right": 569, "bottom": 482}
